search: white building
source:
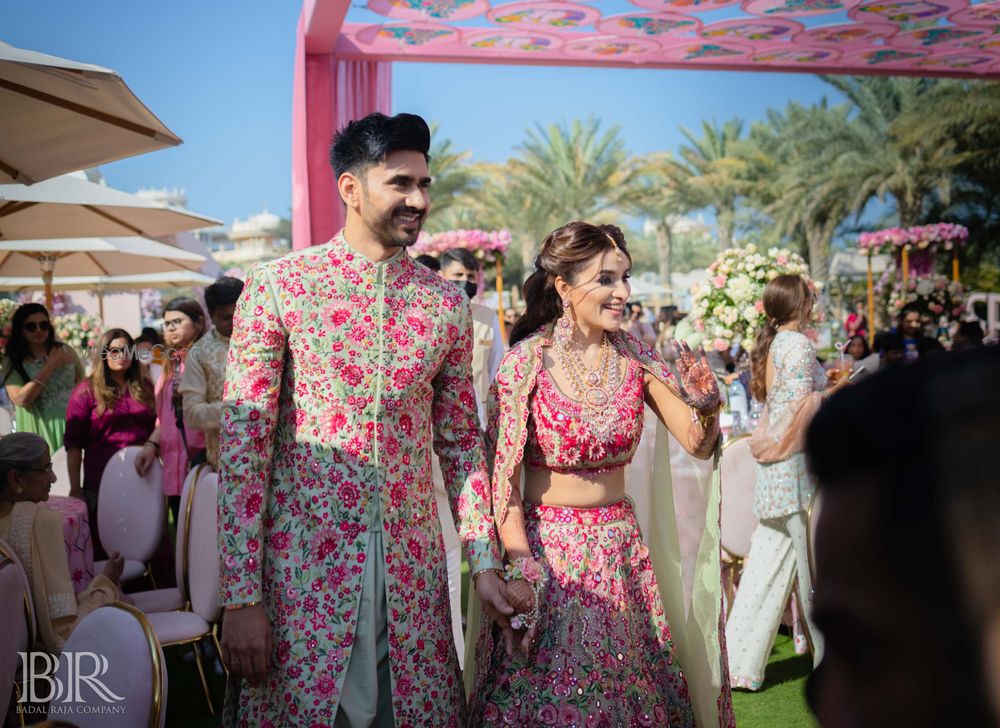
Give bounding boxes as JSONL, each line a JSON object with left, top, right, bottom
{"left": 209, "top": 208, "right": 291, "bottom": 268}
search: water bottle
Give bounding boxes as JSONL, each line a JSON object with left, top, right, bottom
{"left": 728, "top": 380, "right": 749, "bottom": 433}
{"left": 747, "top": 398, "right": 764, "bottom": 432}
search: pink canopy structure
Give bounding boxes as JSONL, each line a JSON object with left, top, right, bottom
{"left": 293, "top": 0, "right": 1000, "bottom": 248}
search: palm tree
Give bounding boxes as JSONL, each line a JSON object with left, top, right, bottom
{"left": 425, "top": 126, "right": 479, "bottom": 233}
{"left": 452, "top": 118, "right": 639, "bottom": 277}
{"left": 667, "top": 118, "right": 749, "bottom": 249}
{"left": 817, "top": 76, "right": 961, "bottom": 228}
{"left": 745, "top": 101, "right": 856, "bottom": 280}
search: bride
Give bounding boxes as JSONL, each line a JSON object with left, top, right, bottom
{"left": 466, "top": 221, "right": 735, "bottom": 727}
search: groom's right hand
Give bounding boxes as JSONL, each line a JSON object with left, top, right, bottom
{"left": 475, "top": 570, "right": 516, "bottom": 657}
{"left": 221, "top": 604, "right": 272, "bottom": 686}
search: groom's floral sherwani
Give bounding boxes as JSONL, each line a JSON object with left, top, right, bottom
{"left": 218, "top": 232, "right": 501, "bottom": 727}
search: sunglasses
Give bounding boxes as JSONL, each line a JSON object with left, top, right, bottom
{"left": 23, "top": 320, "right": 50, "bottom": 333}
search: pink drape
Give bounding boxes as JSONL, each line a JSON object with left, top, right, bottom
{"left": 292, "top": 13, "right": 392, "bottom": 249}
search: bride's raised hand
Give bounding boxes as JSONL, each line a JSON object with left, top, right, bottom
{"left": 672, "top": 341, "right": 722, "bottom": 414}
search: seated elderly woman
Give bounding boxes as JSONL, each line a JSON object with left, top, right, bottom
{"left": 0, "top": 432, "right": 126, "bottom": 654}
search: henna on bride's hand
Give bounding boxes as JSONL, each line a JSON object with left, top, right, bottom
{"left": 673, "top": 342, "right": 721, "bottom": 413}
{"left": 505, "top": 579, "right": 536, "bottom": 614}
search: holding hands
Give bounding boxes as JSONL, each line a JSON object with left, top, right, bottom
{"left": 672, "top": 341, "right": 722, "bottom": 415}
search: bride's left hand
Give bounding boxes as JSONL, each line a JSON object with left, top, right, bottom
{"left": 673, "top": 341, "right": 722, "bottom": 414}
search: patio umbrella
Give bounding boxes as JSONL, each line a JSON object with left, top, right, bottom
{"left": 0, "top": 236, "right": 207, "bottom": 308}
{"left": 0, "top": 41, "right": 181, "bottom": 185}
{"left": 0, "top": 270, "right": 216, "bottom": 319}
{"left": 0, "top": 174, "right": 220, "bottom": 240}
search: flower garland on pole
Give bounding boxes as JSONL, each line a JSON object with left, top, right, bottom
{"left": 688, "top": 245, "right": 815, "bottom": 353}
{"left": 411, "top": 229, "right": 512, "bottom": 337}
{"left": 857, "top": 223, "right": 968, "bottom": 346}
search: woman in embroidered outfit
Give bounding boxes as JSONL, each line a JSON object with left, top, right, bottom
{"left": 65, "top": 329, "right": 157, "bottom": 559}
{"left": 0, "top": 432, "right": 125, "bottom": 653}
{"left": 467, "top": 222, "right": 735, "bottom": 727}
{"left": 134, "top": 297, "right": 206, "bottom": 523}
{"left": 2, "top": 303, "right": 84, "bottom": 453}
{"left": 728, "top": 274, "right": 846, "bottom": 690}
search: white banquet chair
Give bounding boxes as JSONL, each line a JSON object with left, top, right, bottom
{"left": 0, "top": 558, "right": 29, "bottom": 727}
{"left": 93, "top": 446, "right": 165, "bottom": 583}
{"left": 720, "top": 435, "right": 759, "bottom": 614}
{"left": 145, "top": 471, "right": 221, "bottom": 713}
{"left": 53, "top": 602, "right": 167, "bottom": 728}
{"left": 0, "top": 407, "right": 14, "bottom": 437}
{"left": 130, "top": 463, "right": 212, "bottom": 614}
{"left": 48, "top": 445, "right": 70, "bottom": 497}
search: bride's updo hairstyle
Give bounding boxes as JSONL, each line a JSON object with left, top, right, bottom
{"left": 508, "top": 222, "right": 631, "bottom": 348}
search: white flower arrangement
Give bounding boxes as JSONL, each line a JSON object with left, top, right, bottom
{"left": 52, "top": 313, "right": 103, "bottom": 356}
{"left": 688, "top": 244, "right": 814, "bottom": 352}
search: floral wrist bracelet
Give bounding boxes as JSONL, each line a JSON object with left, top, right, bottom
{"left": 504, "top": 557, "right": 547, "bottom": 631}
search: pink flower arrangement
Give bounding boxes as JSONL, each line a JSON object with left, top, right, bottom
{"left": 858, "top": 223, "right": 968, "bottom": 255}
{"left": 687, "top": 244, "right": 814, "bottom": 352}
{"left": 411, "top": 229, "right": 512, "bottom": 259}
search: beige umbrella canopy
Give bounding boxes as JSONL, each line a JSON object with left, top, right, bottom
{"left": 0, "top": 41, "right": 182, "bottom": 185}
{"left": 0, "top": 236, "right": 207, "bottom": 308}
{"left": 0, "top": 174, "right": 220, "bottom": 240}
{"left": 0, "top": 270, "right": 216, "bottom": 320}
{"left": 0, "top": 270, "right": 215, "bottom": 292}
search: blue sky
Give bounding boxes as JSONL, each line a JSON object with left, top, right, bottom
{"left": 5, "top": 1, "right": 848, "bottom": 226}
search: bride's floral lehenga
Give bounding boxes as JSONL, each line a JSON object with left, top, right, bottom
{"left": 467, "top": 325, "right": 735, "bottom": 728}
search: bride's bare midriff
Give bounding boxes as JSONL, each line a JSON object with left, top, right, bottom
{"left": 523, "top": 464, "right": 626, "bottom": 509}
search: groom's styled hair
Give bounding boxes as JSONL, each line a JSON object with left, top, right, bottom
{"left": 330, "top": 112, "right": 431, "bottom": 179}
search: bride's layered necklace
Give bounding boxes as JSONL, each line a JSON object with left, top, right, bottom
{"left": 553, "top": 329, "right": 620, "bottom": 440}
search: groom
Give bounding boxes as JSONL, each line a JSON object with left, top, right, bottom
{"left": 218, "top": 112, "right": 513, "bottom": 726}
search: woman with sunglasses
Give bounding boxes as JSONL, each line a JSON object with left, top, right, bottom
{"left": 2, "top": 303, "right": 84, "bottom": 453}
{"left": 64, "top": 328, "right": 156, "bottom": 558}
{"left": 0, "top": 432, "right": 127, "bottom": 653}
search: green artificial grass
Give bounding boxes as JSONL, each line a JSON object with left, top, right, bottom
{"left": 167, "top": 561, "right": 813, "bottom": 726}
{"left": 732, "top": 633, "right": 816, "bottom": 728}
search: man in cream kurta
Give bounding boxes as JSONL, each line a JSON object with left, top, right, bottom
{"left": 180, "top": 275, "right": 244, "bottom": 469}
{"left": 434, "top": 248, "right": 505, "bottom": 662}
{"left": 217, "top": 113, "right": 511, "bottom": 728}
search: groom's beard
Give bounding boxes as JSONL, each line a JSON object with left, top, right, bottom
{"left": 368, "top": 204, "right": 426, "bottom": 248}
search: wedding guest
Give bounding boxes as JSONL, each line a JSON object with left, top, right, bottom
{"left": 134, "top": 298, "right": 206, "bottom": 523}
{"left": 897, "top": 304, "right": 943, "bottom": 362}
{"left": 180, "top": 277, "right": 244, "bottom": 470}
{"left": 805, "top": 346, "right": 999, "bottom": 728}
{"left": 952, "top": 320, "right": 985, "bottom": 352}
{"left": 844, "top": 300, "right": 868, "bottom": 340}
{"left": 1, "top": 303, "right": 84, "bottom": 453}
{"left": 729, "top": 274, "right": 847, "bottom": 690}
{"left": 0, "top": 432, "right": 125, "bottom": 653}
{"left": 435, "top": 247, "right": 505, "bottom": 663}
{"left": 623, "top": 301, "right": 658, "bottom": 348}
{"left": 64, "top": 329, "right": 156, "bottom": 559}
{"left": 414, "top": 253, "right": 440, "bottom": 272}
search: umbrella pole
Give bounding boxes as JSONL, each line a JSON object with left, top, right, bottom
{"left": 867, "top": 255, "right": 875, "bottom": 350}
{"left": 40, "top": 254, "right": 56, "bottom": 311}
{"left": 97, "top": 289, "right": 105, "bottom": 321}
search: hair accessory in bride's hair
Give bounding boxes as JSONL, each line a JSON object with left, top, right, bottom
{"left": 604, "top": 229, "right": 624, "bottom": 262}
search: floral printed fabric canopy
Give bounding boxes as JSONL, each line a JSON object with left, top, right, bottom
{"left": 326, "top": 0, "right": 1000, "bottom": 78}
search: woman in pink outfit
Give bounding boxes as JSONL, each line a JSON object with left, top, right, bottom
{"left": 134, "top": 297, "right": 206, "bottom": 523}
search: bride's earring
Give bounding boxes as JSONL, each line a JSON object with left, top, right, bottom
{"left": 555, "top": 297, "right": 573, "bottom": 347}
